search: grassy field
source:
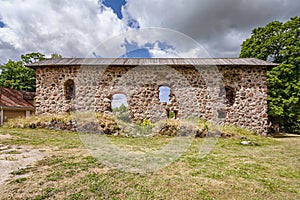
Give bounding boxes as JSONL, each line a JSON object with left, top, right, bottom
{"left": 0, "top": 127, "right": 299, "bottom": 199}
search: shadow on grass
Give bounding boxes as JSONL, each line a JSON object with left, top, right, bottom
{"left": 271, "top": 133, "right": 300, "bottom": 138}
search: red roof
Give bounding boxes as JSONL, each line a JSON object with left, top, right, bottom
{"left": 0, "top": 88, "right": 35, "bottom": 109}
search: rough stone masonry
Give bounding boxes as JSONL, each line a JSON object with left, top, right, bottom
{"left": 28, "top": 58, "right": 277, "bottom": 135}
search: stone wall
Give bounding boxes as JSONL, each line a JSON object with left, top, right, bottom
{"left": 35, "top": 65, "right": 269, "bottom": 135}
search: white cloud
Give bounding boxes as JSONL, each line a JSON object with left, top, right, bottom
{"left": 0, "top": 0, "right": 299, "bottom": 63}
{"left": 126, "top": 0, "right": 300, "bottom": 57}
{"left": 111, "top": 94, "right": 128, "bottom": 109}
{"left": 123, "top": 28, "right": 198, "bottom": 57}
{"left": 148, "top": 42, "right": 176, "bottom": 58}
{"left": 93, "top": 27, "right": 210, "bottom": 58}
{"left": 0, "top": 0, "right": 128, "bottom": 63}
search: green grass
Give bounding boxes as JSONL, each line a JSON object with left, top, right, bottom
{"left": 14, "top": 177, "right": 27, "bottom": 183}
{"left": 0, "top": 128, "right": 82, "bottom": 149}
{"left": 0, "top": 127, "right": 299, "bottom": 199}
{"left": 10, "top": 168, "right": 30, "bottom": 175}
{"left": 32, "top": 187, "right": 60, "bottom": 200}
{"left": 4, "top": 150, "right": 22, "bottom": 154}
{"left": 46, "top": 171, "right": 62, "bottom": 181}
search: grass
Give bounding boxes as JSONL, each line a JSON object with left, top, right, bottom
{"left": 14, "top": 177, "right": 27, "bottom": 183}
{"left": 4, "top": 114, "right": 74, "bottom": 128}
{"left": 32, "top": 187, "right": 61, "bottom": 200}
{"left": 10, "top": 168, "right": 30, "bottom": 175}
{"left": 0, "top": 127, "right": 299, "bottom": 199}
{"left": 5, "top": 150, "right": 22, "bottom": 154}
{"left": 0, "top": 128, "right": 82, "bottom": 149}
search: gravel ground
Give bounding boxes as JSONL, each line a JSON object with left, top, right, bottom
{"left": 0, "top": 134, "right": 48, "bottom": 187}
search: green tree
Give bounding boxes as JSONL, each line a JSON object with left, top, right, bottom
{"left": 240, "top": 16, "right": 300, "bottom": 133}
{"left": 21, "top": 52, "right": 45, "bottom": 65}
{"left": 113, "top": 104, "right": 128, "bottom": 113}
{"left": 0, "top": 52, "right": 45, "bottom": 92}
{"left": 51, "top": 53, "right": 63, "bottom": 59}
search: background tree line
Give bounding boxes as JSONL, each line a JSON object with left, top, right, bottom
{"left": 240, "top": 16, "right": 299, "bottom": 133}
{"left": 0, "top": 53, "right": 61, "bottom": 92}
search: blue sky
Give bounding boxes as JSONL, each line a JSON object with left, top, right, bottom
{"left": 102, "top": 0, "right": 126, "bottom": 19}
{"left": 101, "top": 0, "right": 139, "bottom": 29}
{"left": 119, "top": 39, "right": 175, "bottom": 58}
{"left": 159, "top": 86, "right": 171, "bottom": 103}
{"left": 0, "top": 0, "right": 299, "bottom": 63}
{"left": 100, "top": 1, "right": 176, "bottom": 58}
{"left": 120, "top": 39, "right": 151, "bottom": 58}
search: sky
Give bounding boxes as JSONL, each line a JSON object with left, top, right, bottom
{"left": 0, "top": 0, "right": 299, "bottom": 64}
{"left": 112, "top": 86, "right": 170, "bottom": 109}
{"left": 111, "top": 94, "right": 128, "bottom": 109}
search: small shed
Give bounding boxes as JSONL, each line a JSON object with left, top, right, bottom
{"left": 0, "top": 88, "right": 35, "bottom": 124}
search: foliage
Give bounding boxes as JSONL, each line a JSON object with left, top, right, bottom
{"left": 142, "top": 119, "right": 153, "bottom": 126}
{"left": 21, "top": 52, "right": 45, "bottom": 65}
{"left": 116, "top": 112, "right": 131, "bottom": 123}
{"left": 132, "top": 119, "right": 154, "bottom": 136}
{"left": 112, "top": 104, "right": 128, "bottom": 113}
{"left": 0, "top": 52, "right": 62, "bottom": 92}
{"left": 50, "top": 53, "right": 62, "bottom": 59}
{"left": 0, "top": 52, "right": 45, "bottom": 92}
{"left": 168, "top": 110, "right": 176, "bottom": 119}
{"left": 0, "top": 59, "right": 35, "bottom": 91}
{"left": 113, "top": 104, "right": 131, "bottom": 123}
{"left": 240, "top": 16, "right": 300, "bottom": 133}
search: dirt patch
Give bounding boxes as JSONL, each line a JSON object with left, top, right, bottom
{"left": 0, "top": 143, "right": 49, "bottom": 187}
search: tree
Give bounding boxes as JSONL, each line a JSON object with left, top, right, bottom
{"left": 113, "top": 104, "right": 128, "bottom": 113}
{"left": 21, "top": 52, "right": 45, "bottom": 65}
{"left": 240, "top": 16, "right": 300, "bottom": 133}
{"left": 0, "top": 52, "right": 45, "bottom": 92}
{"left": 51, "top": 53, "right": 62, "bottom": 59}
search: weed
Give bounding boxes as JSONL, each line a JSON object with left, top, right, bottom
{"left": 10, "top": 168, "right": 29, "bottom": 175}
{"left": 4, "top": 156, "right": 18, "bottom": 161}
{"left": 197, "top": 189, "right": 215, "bottom": 200}
{"left": 5, "top": 150, "right": 22, "bottom": 154}
{"left": 4, "top": 114, "right": 73, "bottom": 129}
{"left": 14, "top": 177, "right": 27, "bottom": 183}
{"left": 67, "top": 192, "right": 89, "bottom": 200}
{"left": 32, "top": 187, "right": 60, "bottom": 200}
{"left": 46, "top": 171, "right": 62, "bottom": 181}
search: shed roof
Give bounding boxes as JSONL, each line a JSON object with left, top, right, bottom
{"left": 27, "top": 58, "right": 277, "bottom": 67}
{"left": 0, "top": 88, "right": 35, "bottom": 110}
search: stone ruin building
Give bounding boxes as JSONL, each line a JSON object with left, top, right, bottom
{"left": 27, "top": 58, "right": 276, "bottom": 135}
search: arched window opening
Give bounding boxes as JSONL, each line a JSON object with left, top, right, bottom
{"left": 225, "top": 86, "right": 236, "bottom": 106}
{"left": 159, "top": 86, "right": 170, "bottom": 103}
{"left": 64, "top": 79, "right": 75, "bottom": 101}
{"left": 111, "top": 94, "right": 130, "bottom": 122}
{"left": 111, "top": 94, "right": 128, "bottom": 110}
